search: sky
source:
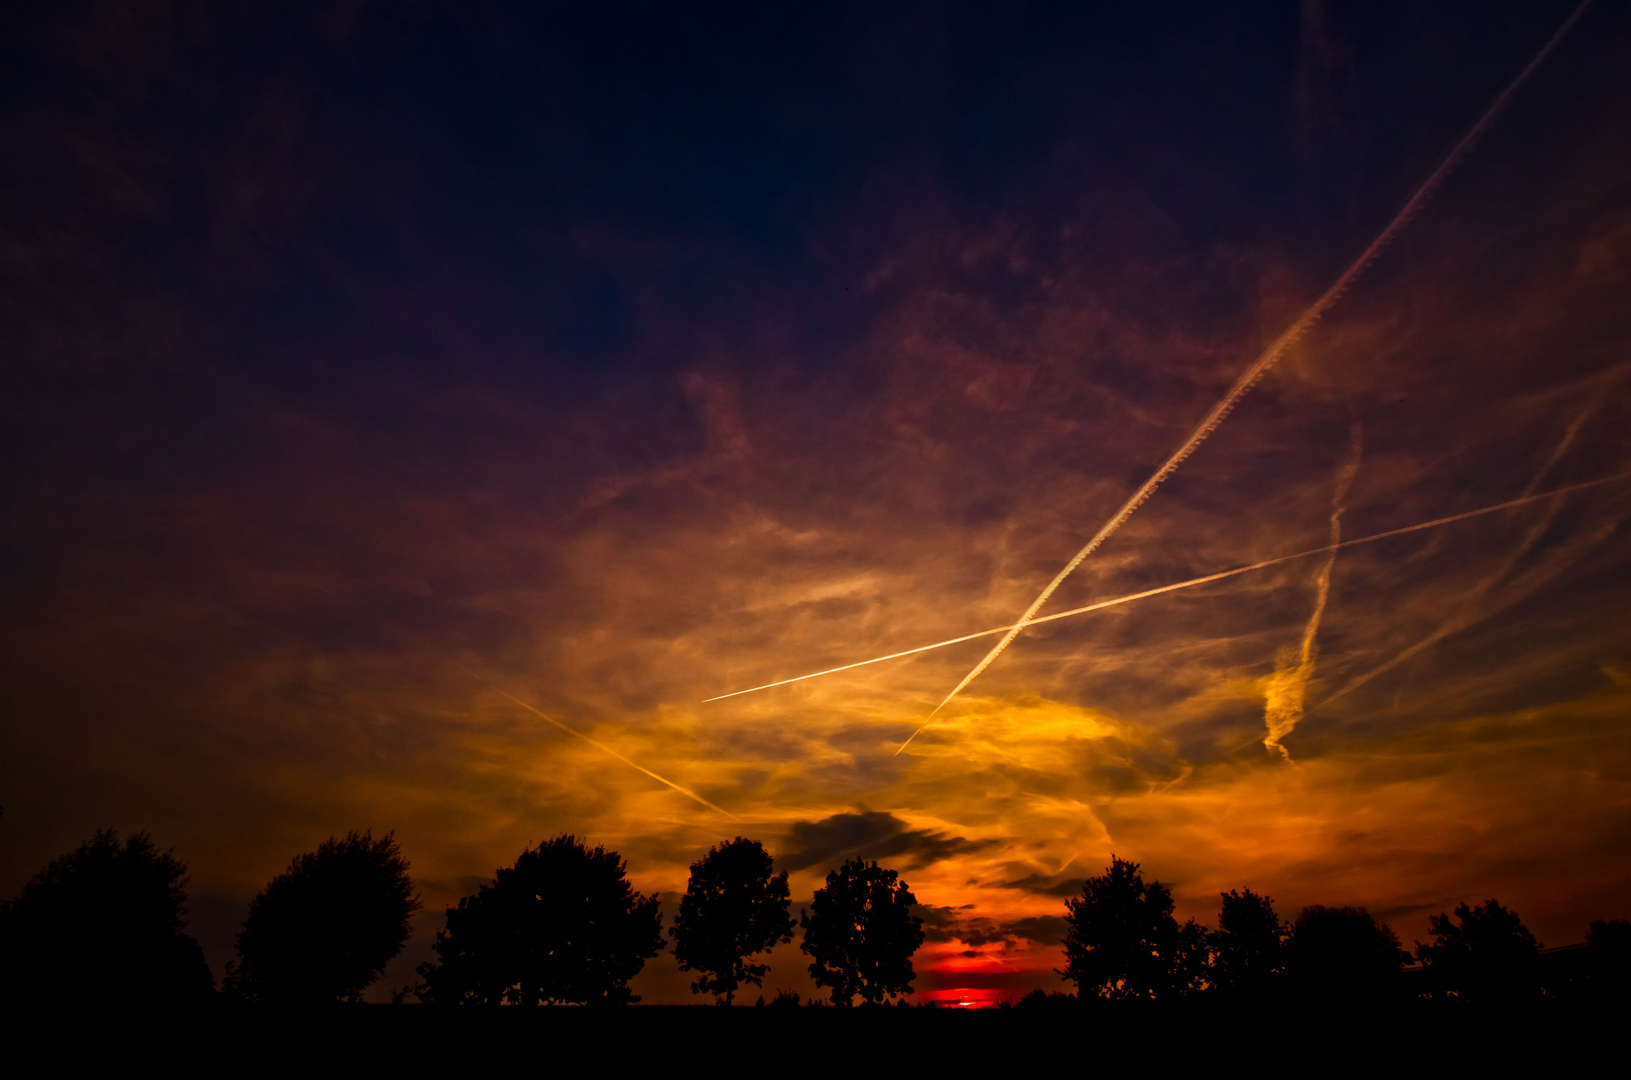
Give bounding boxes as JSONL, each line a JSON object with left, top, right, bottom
{"left": 3, "top": 0, "right": 1629, "bottom": 1005}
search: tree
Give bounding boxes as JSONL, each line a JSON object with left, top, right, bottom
{"left": 1584, "top": 919, "right": 1631, "bottom": 1001}
{"left": 228, "top": 829, "right": 418, "bottom": 1004}
{"left": 671, "top": 837, "right": 795, "bottom": 1004}
{"left": 1284, "top": 905, "right": 1407, "bottom": 1002}
{"left": 800, "top": 858, "right": 925, "bottom": 1005}
{"left": 1, "top": 829, "right": 214, "bottom": 1004}
{"left": 417, "top": 834, "right": 662, "bottom": 1005}
{"left": 1060, "top": 856, "right": 1206, "bottom": 1000}
{"left": 1414, "top": 899, "right": 1541, "bottom": 1003}
{"left": 1211, "top": 888, "right": 1285, "bottom": 996}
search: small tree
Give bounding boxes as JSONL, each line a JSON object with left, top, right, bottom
{"left": 1414, "top": 899, "right": 1541, "bottom": 1003}
{"left": 1060, "top": 856, "right": 1204, "bottom": 1000}
{"left": 1211, "top": 888, "right": 1285, "bottom": 996}
{"left": 1284, "top": 905, "right": 1407, "bottom": 1002}
{"left": 229, "top": 829, "right": 418, "bottom": 1004}
{"left": 672, "top": 837, "right": 795, "bottom": 1004}
{"left": 800, "top": 858, "right": 925, "bottom": 1006}
{"left": 418, "top": 834, "right": 662, "bottom": 1005}
{"left": 1, "top": 829, "right": 214, "bottom": 1004}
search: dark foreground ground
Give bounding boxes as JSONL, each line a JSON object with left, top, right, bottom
{"left": 18, "top": 999, "right": 1620, "bottom": 1071}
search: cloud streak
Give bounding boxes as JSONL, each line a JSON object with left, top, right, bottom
{"left": 1262, "top": 421, "right": 1362, "bottom": 760}
{"left": 709, "top": 472, "right": 1631, "bottom": 708}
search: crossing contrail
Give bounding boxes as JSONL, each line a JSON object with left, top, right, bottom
{"left": 914, "top": 0, "right": 1596, "bottom": 735}
{"left": 706, "top": 472, "right": 1630, "bottom": 713}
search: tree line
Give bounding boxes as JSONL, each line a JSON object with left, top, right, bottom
{"left": 3, "top": 828, "right": 1625, "bottom": 1008}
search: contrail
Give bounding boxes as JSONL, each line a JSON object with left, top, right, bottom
{"left": 479, "top": 684, "right": 741, "bottom": 821}
{"left": 1262, "top": 422, "right": 1362, "bottom": 761}
{"left": 706, "top": 472, "right": 1630, "bottom": 710}
{"left": 313, "top": 585, "right": 740, "bottom": 820}
{"left": 916, "top": 0, "right": 1596, "bottom": 733}
{"left": 1322, "top": 373, "right": 1618, "bottom": 706}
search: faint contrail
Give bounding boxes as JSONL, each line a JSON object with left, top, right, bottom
{"left": 708, "top": 472, "right": 1629, "bottom": 712}
{"left": 917, "top": 0, "right": 1596, "bottom": 733}
{"left": 1262, "top": 422, "right": 1363, "bottom": 761}
{"left": 1322, "top": 373, "right": 1618, "bottom": 705}
{"left": 478, "top": 684, "right": 741, "bottom": 821}
{"left": 313, "top": 586, "right": 740, "bottom": 820}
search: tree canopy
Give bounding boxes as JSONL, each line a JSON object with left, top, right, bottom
{"left": 228, "top": 829, "right": 418, "bottom": 1004}
{"left": 2, "top": 829, "right": 215, "bottom": 1004}
{"left": 671, "top": 837, "right": 795, "bottom": 1004}
{"left": 1284, "top": 905, "right": 1407, "bottom": 1001}
{"left": 1414, "top": 899, "right": 1541, "bottom": 1003}
{"left": 1060, "top": 856, "right": 1205, "bottom": 999}
{"left": 800, "top": 858, "right": 925, "bottom": 1006}
{"left": 1211, "top": 888, "right": 1285, "bottom": 996}
{"left": 417, "top": 834, "right": 662, "bottom": 1005}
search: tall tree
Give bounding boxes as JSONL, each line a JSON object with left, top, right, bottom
{"left": 1284, "top": 905, "right": 1407, "bottom": 1002}
{"left": 1, "top": 829, "right": 215, "bottom": 1004}
{"left": 418, "top": 834, "right": 662, "bottom": 1005}
{"left": 800, "top": 858, "right": 925, "bottom": 1006}
{"left": 1211, "top": 888, "right": 1285, "bottom": 996}
{"left": 672, "top": 838, "right": 795, "bottom": 1004}
{"left": 1060, "top": 856, "right": 1205, "bottom": 1000}
{"left": 1414, "top": 899, "right": 1541, "bottom": 1003}
{"left": 228, "top": 829, "right": 418, "bottom": 1004}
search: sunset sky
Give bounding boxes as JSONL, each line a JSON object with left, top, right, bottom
{"left": 4, "top": 0, "right": 1629, "bottom": 1005}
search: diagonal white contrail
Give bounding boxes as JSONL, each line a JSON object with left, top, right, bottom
{"left": 705, "top": 472, "right": 1630, "bottom": 713}
{"left": 909, "top": 0, "right": 1596, "bottom": 746}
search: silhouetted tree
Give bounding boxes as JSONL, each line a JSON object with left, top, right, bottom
{"left": 417, "top": 835, "right": 662, "bottom": 1005}
{"left": 1060, "top": 856, "right": 1206, "bottom": 999}
{"left": 800, "top": 858, "right": 925, "bottom": 1005}
{"left": 227, "top": 829, "right": 418, "bottom": 1004}
{"left": 1284, "top": 905, "right": 1406, "bottom": 1002}
{"left": 1414, "top": 899, "right": 1541, "bottom": 1003}
{"left": 1585, "top": 919, "right": 1631, "bottom": 1001}
{"left": 672, "top": 837, "right": 795, "bottom": 1004}
{"left": 1211, "top": 888, "right": 1285, "bottom": 996}
{"left": 1, "top": 829, "right": 214, "bottom": 1004}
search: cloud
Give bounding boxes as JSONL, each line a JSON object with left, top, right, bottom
{"left": 1000, "top": 874, "right": 1089, "bottom": 900}
{"left": 1006, "top": 915, "right": 1071, "bottom": 946}
{"left": 917, "top": 904, "right": 1070, "bottom": 948}
{"left": 778, "top": 811, "right": 1000, "bottom": 874}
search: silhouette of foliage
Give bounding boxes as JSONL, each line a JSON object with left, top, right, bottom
{"left": 1414, "top": 899, "right": 1541, "bottom": 1003}
{"left": 1284, "top": 905, "right": 1407, "bottom": 1002}
{"left": 1060, "top": 856, "right": 1205, "bottom": 999}
{"left": 417, "top": 834, "right": 662, "bottom": 1005}
{"left": 1, "top": 829, "right": 214, "bottom": 1004}
{"left": 227, "top": 829, "right": 418, "bottom": 1004}
{"left": 671, "top": 837, "right": 795, "bottom": 1004}
{"left": 1211, "top": 889, "right": 1285, "bottom": 996}
{"left": 800, "top": 858, "right": 925, "bottom": 1005}
{"left": 1585, "top": 919, "right": 1631, "bottom": 1000}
